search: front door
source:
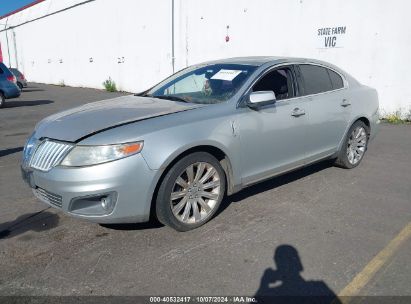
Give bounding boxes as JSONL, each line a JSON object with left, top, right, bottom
{"left": 237, "top": 65, "right": 309, "bottom": 186}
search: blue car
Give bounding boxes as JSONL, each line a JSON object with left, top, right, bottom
{"left": 0, "top": 62, "right": 21, "bottom": 108}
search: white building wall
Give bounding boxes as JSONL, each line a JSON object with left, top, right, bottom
{"left": 1, "top": 0, "right": 410, "bottom": 114}
{"left": 0, "top": 0, "right": 173, "bottom": 92}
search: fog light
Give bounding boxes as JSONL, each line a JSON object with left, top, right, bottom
{"left": 101, "top": 196, "right": 112, "bottom": 211}
{"left": 69, "top": 192, "right": 117, "bottom": 215}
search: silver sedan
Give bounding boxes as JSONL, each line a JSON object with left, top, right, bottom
{"left": 21, "top": 57, "right": 379, "bottom": 231}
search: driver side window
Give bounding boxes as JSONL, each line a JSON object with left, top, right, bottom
{"left": 252, "top": 67, "right": 294, "bottom": 101}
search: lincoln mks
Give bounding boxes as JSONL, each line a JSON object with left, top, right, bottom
{"left": 21, "top": 57, "right": 379, "bottom": 231}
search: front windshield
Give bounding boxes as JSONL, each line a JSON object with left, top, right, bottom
{"left": 146, "top": 64, "right": 257, "bottom": 104}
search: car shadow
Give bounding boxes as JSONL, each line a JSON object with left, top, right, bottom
{"left": 21, "top": 88, "right": 45, "bottom": 92}
{"left": 100, "top": 220, "right": 164, "bottom": 231}
{"left": 217, "top": 159, "right": 335, "bottom": 216}
{"left": 254, "top": 244, "right": 341, "bottom": 303}
{"left": 0, "top": 146, "right": 23, "bottom": 158}
{"left": 0, "top": 209, "right": 59, "bottom": 240}
{"left": 4, "top": 99, "right": 53, "bottom": 108}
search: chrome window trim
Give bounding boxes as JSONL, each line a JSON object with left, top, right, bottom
{"left": 237, "top": 61, "right": 349, "bottom": 108}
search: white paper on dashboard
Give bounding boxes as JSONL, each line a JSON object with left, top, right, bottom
{"left": 211, "top": 69, "right": 243, "bottom": 81}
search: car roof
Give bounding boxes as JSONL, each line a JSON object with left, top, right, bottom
{"left": 200, "top": 56, "right": 338, "bottom": 68}
{"left": 201, "top": 56, "right": 284, "bottom": 66}
{"left": 199, "top": 56, "right": 352, "bottom": 81}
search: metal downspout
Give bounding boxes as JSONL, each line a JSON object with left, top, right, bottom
{"left": 4, "top": 19, "right": 12, "bottom": 67}
{"left": 12, "top": 29, "right": 18, "bottom": 69}
{"left": 171, "top": 0, "right": 175, "bottom": 73}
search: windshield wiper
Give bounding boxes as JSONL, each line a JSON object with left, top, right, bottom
{"left": 149, "top": 95, "right": 190, "bottom": 103}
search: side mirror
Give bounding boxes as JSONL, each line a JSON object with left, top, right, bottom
{"left": 247, "top": 91, "right": 276, "bottom": 109}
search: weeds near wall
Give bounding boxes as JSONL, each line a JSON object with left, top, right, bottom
{"left": 380, "top": 109, "right": 411, "bottom": 124}
{"left": 103, "top": 77, "right": 117, "bottom": 92}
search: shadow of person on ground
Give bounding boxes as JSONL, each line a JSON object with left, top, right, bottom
{"left": 0, "top": 209, "right": 59, "bottom": 240}
{"left": 255, "top": 245, "right": 341, "bottom": 304}
{"left": 4, "top": 99, "right": 53, "bottom": 108}
{"left": 0, "top": 147, "right": 23, "bottom": 158}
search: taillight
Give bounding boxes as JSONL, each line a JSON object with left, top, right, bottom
{"left": 20, "top": 74, "right": 25, "bottom": 80}
{"left": 7, "top": 75, "right": 17, "bottom": 83}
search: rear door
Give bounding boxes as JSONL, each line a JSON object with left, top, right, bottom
{"left": 296, "top": 64, "right": 350, "bottom": 162}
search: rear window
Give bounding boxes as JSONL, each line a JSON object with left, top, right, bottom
{"left": 299, "top": 64, "right": 333, "bottom": 95}
{"left": 10, "top": 68, "right": 21, "bottom": 76}
{"left": 327, "top": 69, "right": 344, "bottom": 90}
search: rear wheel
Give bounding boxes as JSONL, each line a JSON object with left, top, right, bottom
{"left": 17, "top": 82, "right": 23, "bottom": 91}
{"left": 156, "top": 152, "right": 226, "bottom": 231}
{"left": 0, "top": 93, "right": 5, "bottom": 108}
{"left": 335, "top": 120, "right": 369, "bottom": 169}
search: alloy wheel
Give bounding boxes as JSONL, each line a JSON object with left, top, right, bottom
{"left": 346, "top": 126, "right": 367, "bottom": 165}
{"left": 170, "top": 162, "right": 221, "bottom": 224}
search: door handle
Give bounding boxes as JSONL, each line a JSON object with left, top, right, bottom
{"left": 341, "top": 99, "right": 351, "bottom": 107}
{"left": 291, "top": 108, "right": 306, "bottom": 117}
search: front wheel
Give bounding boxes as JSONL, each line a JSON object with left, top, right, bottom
{"left": 335, "top": 120, "right": 369, "bottom": 169}
{"left": 155, "top": 152, "right": 226, "bottom": 231}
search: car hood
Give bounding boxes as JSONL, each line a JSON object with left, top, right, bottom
{"left": 35, "top": 95, "right": 205, "bottom": 142}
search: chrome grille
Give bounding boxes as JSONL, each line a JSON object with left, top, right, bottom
{"left": 33, "top": 187, "right": 63, "bottom": 208}
{"left": 29, "top": 140, "right": 73, "bottom": 172}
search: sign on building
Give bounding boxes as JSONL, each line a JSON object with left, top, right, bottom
{"left": 317, "top": 26, "right": 347, "bottom": 49}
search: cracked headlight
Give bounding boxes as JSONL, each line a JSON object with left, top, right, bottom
{"left": 60, "top": 141, "right": 143, "bottom": 167}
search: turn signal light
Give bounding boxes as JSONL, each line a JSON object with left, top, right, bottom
{"left": 119, "top": 142, "right": 144, "bottom": 155}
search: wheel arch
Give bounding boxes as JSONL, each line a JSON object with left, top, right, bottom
{"left": 356, "top": 116, "right": 371, "bottom": 133}
{"left": 158, "top": 144, "right": 235, "bottom": 193}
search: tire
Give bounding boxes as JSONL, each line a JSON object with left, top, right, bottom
{"left": 156, "top": 152, "right": 226, "bottom": 231}
{"left": 0, "top": 92, "right": 5, "bottom": 108}
{"left": 17, "top": 82, "right": 23, "bottom": 91}
{"left": 335, "top": 120, "right": 369, "bottom": 169}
